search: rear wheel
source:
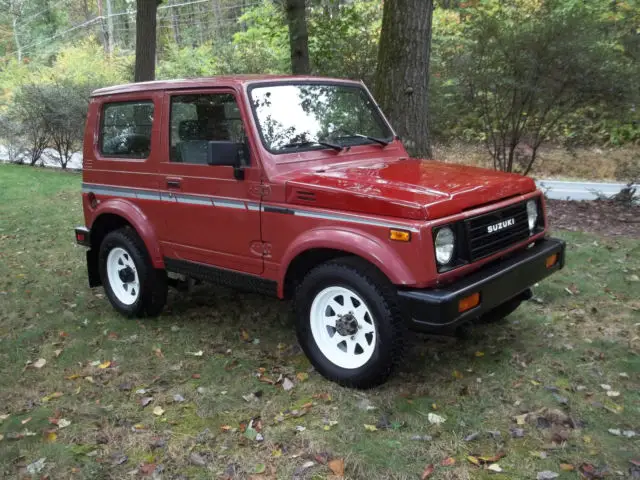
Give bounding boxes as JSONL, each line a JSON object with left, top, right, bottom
{"left": 294, "top": 257, "right": 405, "bottom": 388}
{"left": 98, "top": 227, "right": 167, "bottom": 318}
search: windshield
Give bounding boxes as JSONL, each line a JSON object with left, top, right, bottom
{"left": 249, "top": 83, "right": 393, "bottom": 155}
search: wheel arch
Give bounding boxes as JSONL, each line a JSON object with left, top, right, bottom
{"left": 280, "top": 227, "right": 416, "bottom": 299}
{"left": 89, "top": 199, "right": 164, "bottom": 269}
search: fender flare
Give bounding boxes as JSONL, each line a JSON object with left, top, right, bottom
{"left": 278, "top": 226, "right": 417, "bottom": 297}
{"left": 90, "top": 198, "right": 164, "bottom": 268}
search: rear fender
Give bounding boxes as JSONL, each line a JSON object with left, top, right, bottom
{"left": 89, "top": 198, "right": 164, "bottom": 268}
{"left": 278, "top": 227, "right": 417, "bottom": 297}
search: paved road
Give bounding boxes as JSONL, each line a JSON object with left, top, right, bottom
{"left": 536, "top": 179, "right": 637, "bottom": 201}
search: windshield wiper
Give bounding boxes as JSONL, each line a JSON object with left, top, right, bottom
{"left": 333, "top": 133, "right": 389, "bottom": 147}
{"left": 280, "top": 139, "right": 343, "bottom": 152}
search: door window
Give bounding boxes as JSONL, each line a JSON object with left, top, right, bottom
{"left": 169, "top": 93, "right": 247, "bottom": 165}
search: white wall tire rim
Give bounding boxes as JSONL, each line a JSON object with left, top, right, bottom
{"left": 106, "top": 247, "right": 140, "bottom": 306}
{"left": 309, "top": 286, "right": 377, "bottom": 369}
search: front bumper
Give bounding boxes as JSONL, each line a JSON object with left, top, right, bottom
{"left": 398, "top": 237, "right": 566, "bottom": 332}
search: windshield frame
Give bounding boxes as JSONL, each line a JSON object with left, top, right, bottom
{"left": 246, "top": 80, "right": 396, "bottom": 157}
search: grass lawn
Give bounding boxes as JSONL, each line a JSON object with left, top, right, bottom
{"left": 0, "top": 164, "right": 638, "bottom": 479}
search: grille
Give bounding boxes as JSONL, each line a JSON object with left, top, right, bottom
{"left": 466, "top": 201, "right": 530, "bottom": 260}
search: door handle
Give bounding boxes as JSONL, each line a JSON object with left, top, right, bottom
{"left": 166, "top": 179, "right": 181, "bottom": 189}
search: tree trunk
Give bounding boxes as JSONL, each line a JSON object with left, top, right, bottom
{"left": 374, "top": 0, "right": 434, "bottom": 158}
{"left": 285, "top": 0, "right": 310, "bottom": 75}
{"left": 135, "top": 0, "right": 160, "bottom": 82}
{"left": 106, "top": 0, "right": 115, "bottom": 53}
{"left": 12, "top": 16, "right": 22, "bottom": 62}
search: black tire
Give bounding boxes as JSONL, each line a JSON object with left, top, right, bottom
{"left": 98, "top": 227, "right": 167, "bottom": 318}
{"left": 294, "top": 257, "right": 405, "bottom": 389}
{"left": 478, "top": 297, "right": 523, "bottom": 324}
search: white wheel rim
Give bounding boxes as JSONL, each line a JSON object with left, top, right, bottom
{"left": 106, "top": 247, "right": 140, "bottom": 306}
{"left": 310, "top": 286, "right": 377, "bottom": 369}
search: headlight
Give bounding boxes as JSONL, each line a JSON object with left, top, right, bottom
{"left": 526, "top": 199, "right": 538, "bottom": 232}
{"left": 435, "top": 227, "right": 455, "bottom": 265}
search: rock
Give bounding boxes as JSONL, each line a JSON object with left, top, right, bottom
{"left": 173, "top": 394, "right": 185, "bottom": 403}
{"left": 282, "top": 378, "right": 295, "bottom": 391}
{"left": 510, "top": 428, "right": 525, "bottom": 438}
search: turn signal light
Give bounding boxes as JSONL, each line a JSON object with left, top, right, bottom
{"left": 458, "top": 292, "right": 480, "bottom": 313}
{"left": 545, "top": 253, "right": 558, "bottom": 269}
{"left": 389, "top": 229, "right": 411, "bottom": 242}
{"left": 76, "top": 232, "right": 86, "bottom": 242}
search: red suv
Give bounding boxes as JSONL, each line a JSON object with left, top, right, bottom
{"left": 75, "top": 76, "right": 565, "bottom": 388}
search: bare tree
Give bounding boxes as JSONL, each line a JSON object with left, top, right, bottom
{"left": 285, "top": 0, "right": 310, "bottom": 75}
{"left": 374, "top": 0, "right": 434, "bottom": 158}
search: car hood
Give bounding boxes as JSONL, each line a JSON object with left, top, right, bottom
{"left": 285, "top": 157, "right": 537, "bottom": 220}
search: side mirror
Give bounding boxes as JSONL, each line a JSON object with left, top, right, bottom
{"left": 207, "top": 141, "right": 246, "bottom": 180}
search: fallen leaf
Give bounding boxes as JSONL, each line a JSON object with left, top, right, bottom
{"left": 153, "top": 347, "right": 163, "bottom": 358}
{"left": 478, "top": 452, "right": 506, "bottom": 464}
{"left": 464, "top": 432, "right": 480, "bottom": 442}
{"left": 428, "top": 413, "right": 446, "bottom": 425}
{"left": 600, "top": 384, "right": 611, "bottom": 391}
{"left": 537, "top": 471, "right": 559, "bottom": 480}
{"left": 189, "top": 453, "right": 206, "bottom": 467}
{"left": 441, "top": 457, "right": 456, "bottom": 466}
{"left": 560, "top": 464, "right": 575, "bottom": 471}
{"left": 33, "top": 358, "right": 46, "bottom": 369}
{"left": 173, "top": 394, "right": 185, "bottom": 403}
{"left": 467, "top": 456, "right": 480, "bottom": 466}
{"left": 475, "top": 351, "right": 485, "bottom": 357}
{"left": 41, "top": 392, "right": 63, "bottom": 402}
{"left": 609, "top": 428, "right": 621, "bottom": 436}
{"left": 140, "top": 462, "right": 156, "bottom": 474}
{"left": 191, "top": 373, "right": 201, "bottom": 379}
{"left": 98, "top": 361, "right": 111, "bottom": 369}
{"left": 254, "top": 463, "right": 266, "bottom": 474}
{"left": 488, "top": 464, "right": 503, "bottom": 473}
{"left": 363, "top": 424, "right": 377, "bottom": 432}
{"left": 26, "top": 458, "right": 46, "bottom": 475}
{"left": 453, "top": 370, "right": 463, "bottom": 379}
{"left": 186, "top": 350, "right": 203, "bottom": 357}
{"left": 152, "top": 406, "right": 164, "bottom": 416}
{"left": 328, "top": 458, "right": 345, "bottom": 476}
{"left": 606, "top": 390, "right": 620, "bottom": 397}
{"left": 515, "top": 414, "right": 527, "bottom": 425}
{"left": 421, "top": 464, "right": 435, "bottom": 479}
{"left": 45, "top": 430, "right": 57, "bottom": 442}
{"left": 54, "top": 349, "right": 63, "bottom": 357}
{"left": 296, "top": 372, "right": 309, "bottom": 382}
{"left": 21, "top": 417, "right": 32, "bottom": 425}
{"left": 282, "top": 378, "right": 295, "bottom": 391}
{"left": 240, "top": 328, "right": 251, "bottom": 342}
{"left": 0, "top": 414, "right": 9, "bottom": 422}
{"left": 140, "top": 397, "right": 153, "bottom": 407}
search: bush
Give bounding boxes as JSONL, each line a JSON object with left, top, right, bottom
{"left": 10, "top": 85, "right": 50, "bottom": 166}
{"left": 448, "top": 0, "right": 638, "bottom": 173}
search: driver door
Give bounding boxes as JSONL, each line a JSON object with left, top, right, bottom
{"left": 157, "top": 90, "right": 263, "bottom": 274}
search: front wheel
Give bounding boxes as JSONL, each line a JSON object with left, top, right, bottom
{"left": 294, "top": 258, "right": 405, "bottom": 389}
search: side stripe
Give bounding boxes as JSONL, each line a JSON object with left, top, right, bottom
{"left": 81, "top": 183, "right": 419, "bottom": 232}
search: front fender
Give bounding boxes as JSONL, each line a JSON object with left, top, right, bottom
{"left": 278, "top": 226, "right": 417, "bottom": 297}
{"left": 89, "top": 198, "right": 164, "bottom": 269}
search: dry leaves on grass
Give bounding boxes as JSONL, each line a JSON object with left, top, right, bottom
{"left": 328, "top": 458, "right": 345, "bottom": 477}
{"left": 421, "top": 464, "right": 435, "bottom": 479}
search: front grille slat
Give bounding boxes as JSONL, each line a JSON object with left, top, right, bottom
{"left": 465, "top": 201, "right": 530, "bottom": 260}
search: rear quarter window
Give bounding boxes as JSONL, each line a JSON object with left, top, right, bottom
{"left": 100, "top": 101, "right": 154, "bottom": 158}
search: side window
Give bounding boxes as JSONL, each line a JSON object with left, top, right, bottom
{"left": 169, "top": 93, "right": 247, "bottom": 165}
{"left": 100, "top": 101, "right": 154, "bottom": 158}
